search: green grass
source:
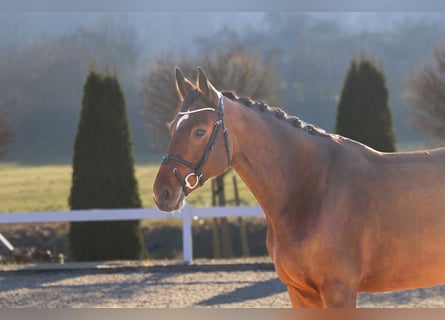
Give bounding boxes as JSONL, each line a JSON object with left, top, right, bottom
{"left": 0, "top": 163, "right": 257, "bottom": 213}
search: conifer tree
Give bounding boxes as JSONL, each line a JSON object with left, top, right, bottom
{"left": 0, "top": 112, "right": 12, "bottom": 159}
{"left": 335, "top": 56, "right": 396, "bottom": 152}
{"left": 68, "top": 69, "right": 144, "bottom": 261}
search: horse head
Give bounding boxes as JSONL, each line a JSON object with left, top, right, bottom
{"left": 153, "top": 67, "right": 231, "bottom": 212}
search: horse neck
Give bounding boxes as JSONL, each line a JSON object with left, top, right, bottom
{"left": 225, "top": 100, "right": 327, "bottom": 216}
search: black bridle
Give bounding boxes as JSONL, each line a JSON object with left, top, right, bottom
{"left": 161, "top": 93, "right": 231, "bottom": 196}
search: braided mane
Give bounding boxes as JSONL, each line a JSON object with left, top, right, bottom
{"left": 221, "top": 91, "right": 329, "bottom": 138}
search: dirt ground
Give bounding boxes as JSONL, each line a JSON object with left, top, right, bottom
{"left": 1, "top": 223, "right": 445, "bottom": 307}
{"left": 1, "top": 258, "right": 445, "bottom": 308}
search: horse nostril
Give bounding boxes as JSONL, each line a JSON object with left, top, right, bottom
{"left": 162, "top": 187, "right": 171, "bottom": 202}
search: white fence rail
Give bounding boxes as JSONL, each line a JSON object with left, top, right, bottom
{"left": 0, "top": 205, "right": 264, "bottom": 263}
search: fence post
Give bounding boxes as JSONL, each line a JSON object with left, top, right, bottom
{"left": 181, "top": 204, "right": 193, "bottom": 263}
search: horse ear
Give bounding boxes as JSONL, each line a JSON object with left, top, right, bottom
{"left": 175, "top": 67, "right": 195, "bottom": 100}
{"left": 197, "top": 67, "right": 219, "bottom": 104}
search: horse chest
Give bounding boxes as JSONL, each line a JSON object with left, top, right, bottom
{"left": 267, "top": 228, "right": 319, "bottom": 289}
{"left": 270, "top": 245, "right": 302, "bottom": 282}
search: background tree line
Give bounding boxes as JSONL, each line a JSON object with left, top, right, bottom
{"left": 1, "top": 12, "right": 445, "bottom": 164}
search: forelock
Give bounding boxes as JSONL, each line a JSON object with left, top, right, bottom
{"left": 180, "top": 89, "right": 202, "bottom": 112}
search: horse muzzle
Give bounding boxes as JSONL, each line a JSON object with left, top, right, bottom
{"left": 153, "top": 184, "right": 185, "bottom": 212}
{"left": 153, "top": 168, "right": 186, "bottom": 212}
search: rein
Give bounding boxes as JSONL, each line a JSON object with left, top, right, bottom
{"left": 162, "top": 94, "right": 231, "bottom": 196}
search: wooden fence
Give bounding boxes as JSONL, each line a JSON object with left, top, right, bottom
{"left": 0, "top": 205, "right": 264, "bottom": 263}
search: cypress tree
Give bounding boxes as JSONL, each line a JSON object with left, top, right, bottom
{"left": 68, "top": 69, "right": 145, "bottom": 261}
{"left": 335, "top": 57, "right": 396, "bottom": 152}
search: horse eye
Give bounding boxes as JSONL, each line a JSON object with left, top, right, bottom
{"left": 194, "top": 129, "right": 207, "bottom": 138}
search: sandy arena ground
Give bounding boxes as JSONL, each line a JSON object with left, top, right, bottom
{"left": 1, "top": 258, "right": 444, "bottom": 308}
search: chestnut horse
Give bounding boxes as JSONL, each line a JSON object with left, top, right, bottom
{"left": 153, "top": 67, "right": 445, "bottom": 308}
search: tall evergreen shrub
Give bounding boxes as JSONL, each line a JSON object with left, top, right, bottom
{"left": 68, "top": 69, "right": 144, "bottom": 261}
{"left": 335, "top": 57, "right": 396, "bottom": 152}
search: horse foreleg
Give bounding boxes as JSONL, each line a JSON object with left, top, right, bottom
{"left": 319, "top": 280, "right": 358, "bottom": 308}
{"left": 287, "top": 286, "right": 324, "bottom": 308}
{"left": 288, "top": 281, "right": 358, "bottom": 308}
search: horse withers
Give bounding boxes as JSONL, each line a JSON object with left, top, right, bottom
{"left": 153, "top": 67, "right": 445, "bottom": 307}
